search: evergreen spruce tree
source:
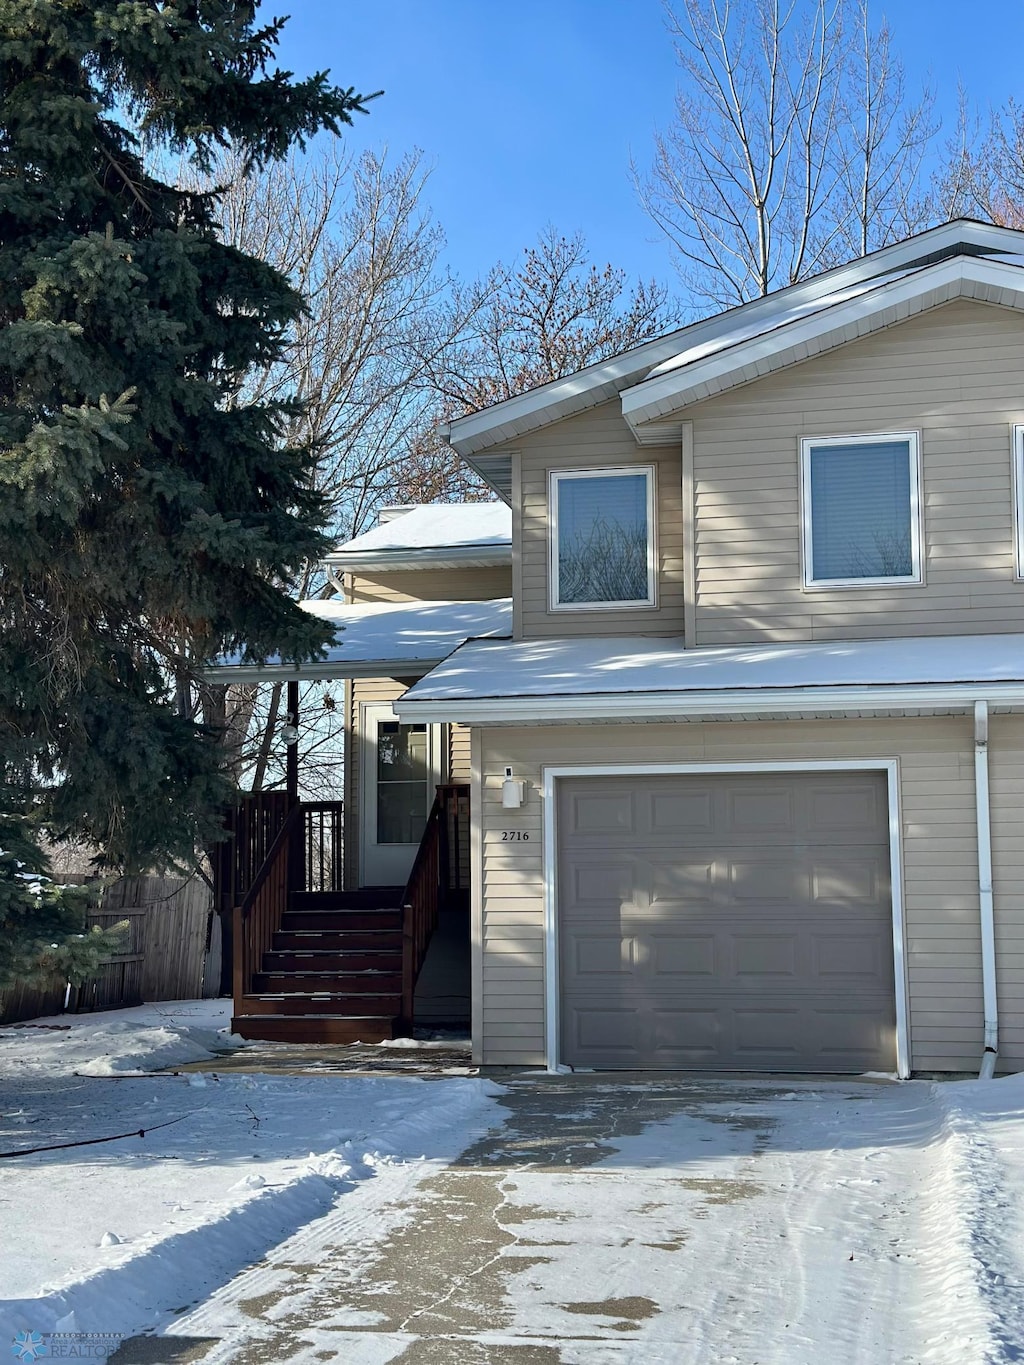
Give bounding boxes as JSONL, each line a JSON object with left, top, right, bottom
{"left": 0, "top": 2, "right": 373, "bottom": 983}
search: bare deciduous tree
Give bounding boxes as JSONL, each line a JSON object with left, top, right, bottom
{"left": 952, "top": 99, "right": 1024, "bottom": 230}
{"left": 432, "top": 226, "right": 678, "bottom": 412}
{"left": 208, "top": 143, "right": 473, "bottom": 540}
{"left": 637, "top": 0, "right": 937, "bottom": 310}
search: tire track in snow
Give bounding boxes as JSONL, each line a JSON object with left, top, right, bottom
{"left": 926, "top": 1083, "right": 1024, "bottom": 1364}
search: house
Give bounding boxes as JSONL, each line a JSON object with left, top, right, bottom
{"left": 209, "top": 217, "right": 1024, "bottom": 1078}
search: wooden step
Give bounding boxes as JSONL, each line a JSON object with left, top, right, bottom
{"left": 232, "top": 1014, "right": 398, "bottom": 1044}
{"left": 280, "top": 908, "right": 403, "bottom": 932}
{"left": 289, "top": 888, "right": 404, "bottom": 912}
{"left": 272, "top": 929, "right": 403, "bottom": 951}
{"left": 241, "top": 992, "right": 402, "bottom": 1017}
{"left": 252, "top": 969, "right": 403, "bottom": 994}
{"left": 262, "top": 949, "right": 402, "bottom": 973}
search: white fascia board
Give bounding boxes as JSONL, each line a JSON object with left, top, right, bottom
{"left": 446, "top": 345, "right": 688, "bottom": 458}
{"left": 202, "top": 657, "right": 443, "bottom": 685}
{"left": 622, "top": 257, "right": 1024, "bottom": 431}
{"left": 395, "top": 680, "right": 1024, "bottom": 725}
{"left": 321, "top": 545, "right": 512, "bottom": 572}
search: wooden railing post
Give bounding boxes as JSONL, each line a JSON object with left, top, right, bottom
{"left": 396, "top": 784, "right": 469, "bottom": 1037}
{"left": 232, "top": 903, "right": 244, "bottom": 1017}
{"left": 437, "top": 786, "right": 452, "bottom": 896}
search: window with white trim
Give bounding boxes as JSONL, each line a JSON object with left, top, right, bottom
{"left": 549, "top": 466, "right": 656, "bottom": 609}
{"left": 801, "top": 433, "right": 922, "bottom": 587}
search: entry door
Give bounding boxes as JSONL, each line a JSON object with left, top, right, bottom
{"left": 360, "top": 703, "right": 443, "bottom": 887}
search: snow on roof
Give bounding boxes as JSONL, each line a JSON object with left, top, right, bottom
{"left": 645, "top": 266, "right": 918, "bottom": 378}
{"left": 325, "top": 502, "right": 511, "bottom": 562}
{"left": 446, "top": 221, "right": 1024, "bottom": 468}
{"left": 208, "top": 598, "right": 512, "bottom": 682}
{"left": 396, "top": 631, "right": 1024, "bottom": 718}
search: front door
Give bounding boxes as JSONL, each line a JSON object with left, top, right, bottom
{"left": 360, "top": 703, "right": 443, "bottom": 887}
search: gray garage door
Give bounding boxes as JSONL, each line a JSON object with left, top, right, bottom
{"left": 557, "top": 772, "right": 896, "bottom": 1072}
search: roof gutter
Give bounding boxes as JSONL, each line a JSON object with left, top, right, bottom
{"left": 395, "top": 680, "right": 1024, "bottom": 724}
{"left": 320, "top": 545, "right": 512, "bottom": 573}
{"left": 201, "top": 656, "right": 447, "bottom": 686}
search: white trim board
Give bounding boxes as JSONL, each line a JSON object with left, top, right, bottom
{"left": 398, "top": 681, "right": 1024, "bottom": 725}
{"left": 540, "top": 759, "right": 911, "bottom": 1080}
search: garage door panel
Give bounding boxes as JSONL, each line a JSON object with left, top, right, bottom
{"left": 569, "top": 860, "right": 639, "bottom": 905}
{"left": 571, "top": 934, "right": 637, "bottom": 977}
{"left": 570, "top": 1006, "right": 641, "bottom": 1056}
{"left": 566, "top": 791, "right": 637, "bottom": 836}
{"left": 649, "top": 934, "right": 717, "bottom": 977}
{"left": 558, "top": 772, "right": 896, "bottom": 1072}
{"left": 649, "top": 790, "right": 715, "bottom": 835}
{"left": 811, "top": 859, "right": 888, "bottom": 905}
{"left": 726, "top": 786, "right": 798, "bottom": 835}
{"left": 807, "top": 783, "right": 887, "bottom": 834}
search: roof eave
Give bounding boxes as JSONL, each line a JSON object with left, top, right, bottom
{"left": 202, "top": 656, "right": 448, "bottom": 685}
{"left": 395, "top": 680, "right": 1024, "bottom": 725}
{"left": 446, "top": 220, "right": 1024, "bottom": 459}
{"left": 321, "top": 544, "right": 512, "bottom": 572}
{"left": 622, "top": 255, "right": 1024, "bottom": 432}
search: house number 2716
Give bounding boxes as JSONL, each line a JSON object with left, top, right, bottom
{"left": 501, "top": 830, "right": 529, "bottom": 841}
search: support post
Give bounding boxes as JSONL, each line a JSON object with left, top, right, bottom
{"left": 286, "top": 679, "right": 299, "bottom": 809}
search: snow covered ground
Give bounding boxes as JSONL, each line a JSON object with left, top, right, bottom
{"left": 0, "top": 1001, "right": 500, "bottom": 1346}
{"left": 3, "top": 1003, "right": 1024, "bottom": 1362}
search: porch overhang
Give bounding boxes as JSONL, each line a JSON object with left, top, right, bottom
{"left": 393, "top": 632, "right": 1024, "bottom": 725}
{"left": 203, "top": 597, "right": 512, "bottom": 685}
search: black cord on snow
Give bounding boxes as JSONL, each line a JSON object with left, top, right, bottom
{"left": 0, "top": 1110, "right": 195, "bottom": 1159}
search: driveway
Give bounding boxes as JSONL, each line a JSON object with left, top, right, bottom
{"left": 128, "top": 1072, "right": 1024, "bottom": 1365}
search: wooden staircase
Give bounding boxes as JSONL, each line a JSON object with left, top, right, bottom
{"left": 222, "top": 787, "right": 469, "bottom": 1045}
{"left": 234, "top": 889, "right": 406, "bottom": 1043}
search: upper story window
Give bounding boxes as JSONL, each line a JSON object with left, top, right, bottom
{"left": 549, "top": 466, "right": 656, "bottom": 610}
{"left": 800, "top": 433, "right": 922, "bottom": 588}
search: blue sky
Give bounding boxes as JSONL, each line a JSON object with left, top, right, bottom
{"left": 275, "top": 1, "right": 1024, "bottom": 288}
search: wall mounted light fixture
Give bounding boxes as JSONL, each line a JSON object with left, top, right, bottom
{"left": 501, "top": 765, "right": 526, "bottom": 809}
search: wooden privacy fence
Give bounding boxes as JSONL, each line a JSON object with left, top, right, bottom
{"left": 0, "top": 873, "right": 218, "bottom": 1025}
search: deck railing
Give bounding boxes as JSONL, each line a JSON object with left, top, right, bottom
{"left": 217, "top": 793, "right": 345, "bottom": 914}
{"left": 227, "top": 797, "right": 347, "bottom": 1012}
{"left": 233, "top": 803, "right": 301, "bottom": 1011}
{"left": 400, "top": 784, "right": 469, "bottom": 1029}
{"left": 303, "top": 800, "right": 345, "bottom": 893}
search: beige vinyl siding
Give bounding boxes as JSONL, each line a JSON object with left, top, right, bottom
{"left": 688, "top": 299, "right": 1024, "bottom": 645}
{"left": 477, "top": 714, "right": 1005, "bottom": 1073}
{"left": 510, "top": 399, "right": 685, "bottom": 639}
{"left": 346, "top": 566, "right": 511, "bottom": 604}
{"left": 449, "top": 722, "right": 471, "bottom": 783}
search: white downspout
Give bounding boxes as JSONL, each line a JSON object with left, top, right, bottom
{"left": 974, "top": 700, "right": 999, "bottom": 1079}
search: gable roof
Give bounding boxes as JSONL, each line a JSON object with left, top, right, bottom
{"left": 322, "top": 502, "right": 511, "bottom": 572}
{"left": 448, "top": 219, "right": 1024, "bottom": 493}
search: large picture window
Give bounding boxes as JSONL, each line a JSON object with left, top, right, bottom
{"left": 550, "top": 467, "right": 656, "bottom": 609}
{"left": 801, "top": 433, "right": 922, "bottom": 587}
